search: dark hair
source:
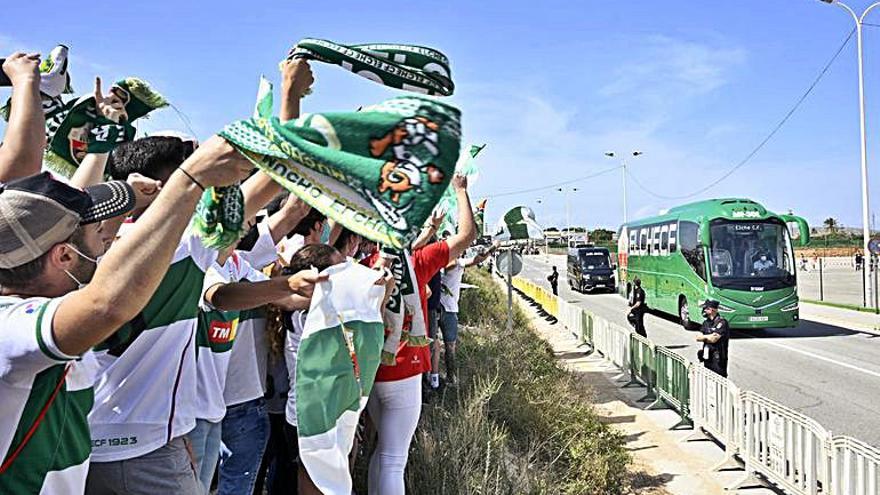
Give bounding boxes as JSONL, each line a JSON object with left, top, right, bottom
{"left": 108, "top": 136, "right": 193, "bottom": 182}
{"left": 634, "top": 277, "right": 641, "bottom": 286}
{"left": 236, "top": 224, "right": 260, "bottom": 252}
{"left": 0, "top": 227, "right": 85, "bottom": 290}
{"left": 292, "top": 209, "right": 326, "bottom": 237}
{"left": 283, "top": 244, "right": 340, "bottom": 275}
{"left": 333, "top": 228, "right": 361, "bottom": 252}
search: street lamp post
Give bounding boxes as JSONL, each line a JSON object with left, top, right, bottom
{"left": 818, "top": 0, "right": 879, "bottom": 307}
{"left": 557, "top": 187, "right": 579, "bottom": 245}
{"left": 605, "top": 151, "right": 643, "bottom": 224}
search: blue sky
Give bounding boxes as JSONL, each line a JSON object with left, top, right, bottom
{"left": 3, "top": 0, "right": 880, "bottom": 232}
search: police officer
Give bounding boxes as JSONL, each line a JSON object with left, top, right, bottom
{"left": 696, "top": 300, "right": 730, "bottom": 377}
{"left": 628, "top": 278, "right": 647, "bottom": 337}
{"left": 548, "top": 266, "right": 559, "bottom": 296}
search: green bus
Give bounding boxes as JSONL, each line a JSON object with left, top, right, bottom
{"left": 617, "top": 198, "right": 809, "bottom": 329}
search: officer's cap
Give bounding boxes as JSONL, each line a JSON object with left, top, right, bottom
{"left": 701, "top": 300, "right": 720, "bottom": 309}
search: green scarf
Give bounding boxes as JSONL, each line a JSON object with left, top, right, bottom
{"left": 43, "top": 78, "right": 168, "bottom": 178}
{"left": 219, "top": 95, "right": 461, "bottom": 249}
{"left": 288, "top": 39, "right": 454, "bottom": 96}
{"left": 191, "top": 186, "right": 246, "bottom": 249}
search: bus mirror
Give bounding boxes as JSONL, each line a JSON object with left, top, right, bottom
{"left": 781, "top": 214, "right": 810, "bottom": 247}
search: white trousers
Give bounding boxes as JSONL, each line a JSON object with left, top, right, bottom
{"left": 367, "top": 374, "right": 422, "bottom": 495}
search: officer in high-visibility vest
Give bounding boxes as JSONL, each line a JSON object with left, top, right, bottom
{"left": 696, "top": 300, "right": 730, "bottom": 378}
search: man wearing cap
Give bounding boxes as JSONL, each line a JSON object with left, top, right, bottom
{"left": 0, "top": 136, "right": 255, "bottom": 494}
{"left": 696, "top": 300, "right": 730, "bottom": 378}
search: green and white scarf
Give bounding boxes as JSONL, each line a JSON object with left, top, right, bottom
{"left": 379, "top": 249, "right": 427, "bottom": 365}
{"left": 493, "top": 206, "right": 544, "bottom": 241}
{"left": 288, "top": 39, "right": 454, "bottom": 96}
{"left": 219, "top": 95, "right": 461, "bottom": 249}
{"left": 41, "top": 78, "right": 167, "bottom": 178}
{"left": 296, "top": 261, "right": 385, "bottom": 494}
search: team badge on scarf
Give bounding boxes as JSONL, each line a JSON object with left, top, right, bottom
{"left": 219, "top": 95, "right": 461, "bottom": 248}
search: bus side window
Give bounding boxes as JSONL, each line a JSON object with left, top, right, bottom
{"left": 640, "top": 228, "right": 649, "bottom": 255}
{"left": 630, "top": 230, "right": 638, "bottom": 255}
{"left": 668, "top": 223, "right": 678, "bottom": 253}
{"left": 679, "top": 221, "right": 706, "bottom": 280}
{"left": 660, "top": 225, "right": 669, "bottom": 256}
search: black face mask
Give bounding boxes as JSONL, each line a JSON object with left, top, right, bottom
{"left": 702, "top": 309, "right": 710, "bottom": 319}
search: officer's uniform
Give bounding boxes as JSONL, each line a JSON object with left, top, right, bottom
{"left": 699, "top": 308, "right": 730, "bottom": 378}
{"left": 629, "top": 286, "right": 647, "bottom": 337}
{"left": 548, "top": 270, "right": 559, "bottom": 296}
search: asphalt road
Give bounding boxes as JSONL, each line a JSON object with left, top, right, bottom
{"left": 519, "top": 254, "right": 880, "bottom": 447}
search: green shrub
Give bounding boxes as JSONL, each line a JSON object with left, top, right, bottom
{"left": 402, "top": 267, "right": 630, "bottom": 494}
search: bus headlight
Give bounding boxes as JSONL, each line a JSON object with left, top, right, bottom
{"left": 718, "top": 303, "right": 736, "bottom": 313}
{"left": 781, "top": 302, "right": 799, "bottom": 312}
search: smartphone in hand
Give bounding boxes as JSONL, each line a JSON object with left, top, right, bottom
{"left": 0, "top": 60, "right": 11, "bottom": 87}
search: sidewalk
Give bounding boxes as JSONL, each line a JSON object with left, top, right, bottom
{"left": 511, "top": 288, "right": 780, "bottom": 495}
{"left": 800, "top": 301, "right": 880, "bottom": 335}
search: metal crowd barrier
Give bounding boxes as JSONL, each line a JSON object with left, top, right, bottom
{"left": 830, "top": 436, "right": 880, "bottom": 495}
{"left": 648, "top": 346, "right": 692, "bottom": 429}
{"left": 688, "top": 364, "right": 742, "bottom": 470}
{"left": 732, "top": 391, "right": 831, "bottom": 495}
{"left": 507, "top": 274, "right": 880, "bottom": 495}
{"left": 627, "top": 333, "right": 655, "bottom": 402}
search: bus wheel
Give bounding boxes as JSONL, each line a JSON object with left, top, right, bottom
{"left": 679, "top": 298, "right": 697, "bottom": 330}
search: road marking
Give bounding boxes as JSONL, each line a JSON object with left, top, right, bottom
{"left": 523, "top": 256, "right": 880, "bottom": 379}
{"left": 742, "top": 337, "right": 880, "bottom": 380}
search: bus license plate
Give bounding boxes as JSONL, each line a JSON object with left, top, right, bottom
{"left": 749, "top": 316, "right": 769, "bottom": 322}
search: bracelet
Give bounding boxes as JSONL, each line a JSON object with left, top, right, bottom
{"left": 178, "top": 167, "right": 206, "bottom": 192}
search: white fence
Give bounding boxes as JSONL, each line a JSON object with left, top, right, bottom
{"left": 831, "top": 436, "right": 880, "bottom": 495}
{"left": 510, "top": 274, "right": 880, "bottom": 495}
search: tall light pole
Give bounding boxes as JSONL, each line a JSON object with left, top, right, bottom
{"left": 818, "top": 0, "right": 878, "bottom": 306}
{"left": 605, "top": 151, "right": 643, "bottom": 224}
{"left": 557, "top": 187, "right": 579, "bottom": 244}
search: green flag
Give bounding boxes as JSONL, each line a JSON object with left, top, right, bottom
{"left": 253, "top": 76, "right": 274, "bottom": 119}
{"left": 437, "top": 143, "right": 485, "bottom": 234}
{"left": 296, "top": 262, "right": 385, "bottom": 494}
{"left": 493, "top": 206, "right": 544, "bottom": 241}
{"left": 219, "top": 95, "right": 461, "bottom": 249}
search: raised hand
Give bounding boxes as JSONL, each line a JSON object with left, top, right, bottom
{"left": 281, "top": 58, "right": 314, "bottom": 99}
{"left": 126, "top": 173, "right": 162, "bottom": 209}
{"left": 2, "top": 52, "right": 40, "bottom": 87}
{"left": 286, "top": 270, "right": 330, "bottom": 299}
{"left": 180, "top": 135, "right": 254, "bottom": 188}
{"left": 94, "top": 77, "right": 128, "bottom": 123}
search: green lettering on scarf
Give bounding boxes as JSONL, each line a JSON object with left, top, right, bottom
{"left": 289, "top": 39, "right": 454, "bottom": 96}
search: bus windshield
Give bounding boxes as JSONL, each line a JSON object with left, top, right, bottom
{"left": 708, "top": 220, "right": 795, "bottom": 290}
{"left": 579, "top": 250, "right": 610, "bottom": 269}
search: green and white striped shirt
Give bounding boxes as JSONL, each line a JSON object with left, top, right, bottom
{"left": 0, "top": 295, "right": 98, "bottom": 494}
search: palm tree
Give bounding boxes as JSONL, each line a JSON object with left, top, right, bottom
{"left": 823, "top": 217, "right": 839, "bottom": 235}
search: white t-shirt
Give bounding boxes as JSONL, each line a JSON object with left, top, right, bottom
{"left": 0, "top": 295, "right": 99, "bottom": 494}
{"left": 224, "top": 221, "right": 276, "bottom": 408}
{"left": 89, "top": 233, "right": 217, "bottom": 462}
{"left": 440, "top": 259, "right": 467, "bottom": 313}
{"left": 195, "top": 252, "right": 269, "bottom": 422}
{"left": 284, "top": 310, "right": 307, "bottom": 427}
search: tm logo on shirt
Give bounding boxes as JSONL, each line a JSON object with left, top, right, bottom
{"left": 209, "top": 320, "right": 238, "bottom": 345}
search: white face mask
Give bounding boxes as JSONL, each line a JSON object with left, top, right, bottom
{"left": 63, "top": 243, "right": 99, "bottom": 289}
